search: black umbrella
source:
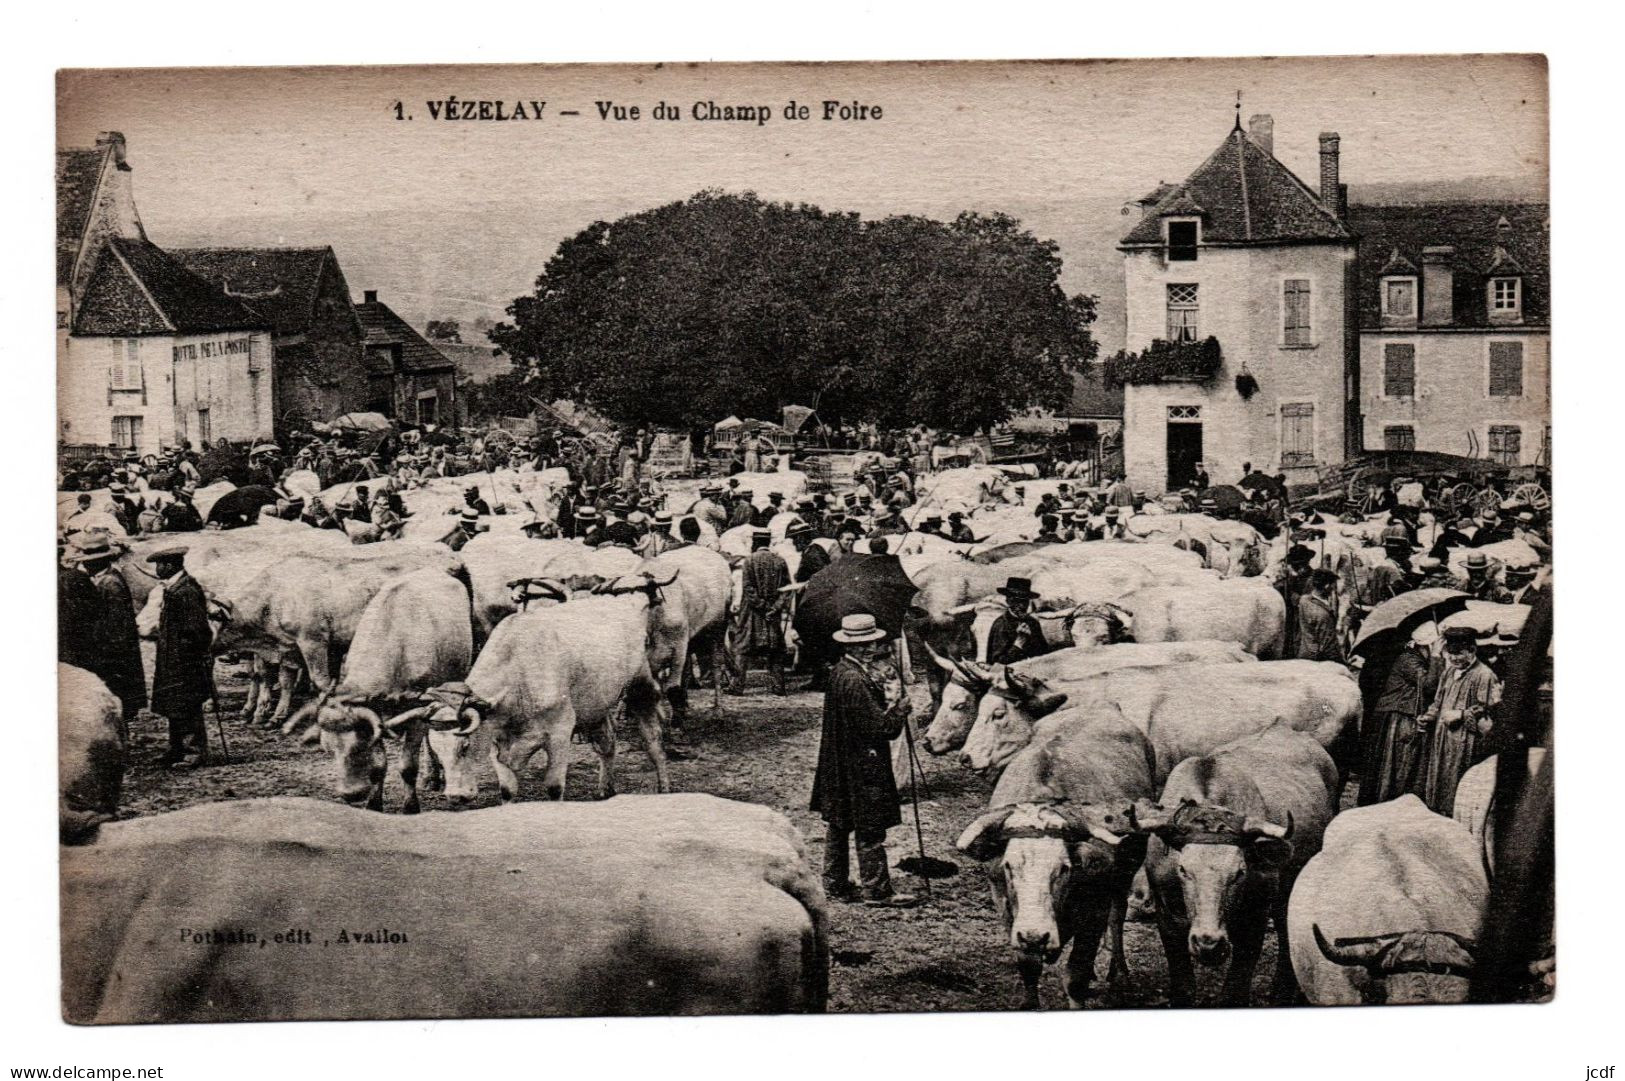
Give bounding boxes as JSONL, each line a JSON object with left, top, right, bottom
{"left": 1238, "top": 471, "right": 1275, "bottom": 493}
{"left": 205, "top": 485, "right": 281, "bottom": 528}
{"left": 1206, "top": 483, "right": 1245, "bottom": 513}
{"left": 1351, "top": 588, "right": 1470, "bottom": 657}
{"left": 793, "top": 553, "right": 918, "bottom": 644}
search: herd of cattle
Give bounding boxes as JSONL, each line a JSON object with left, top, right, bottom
{"left": 57, "top": 464, "right": 1548, "bottom": 1019}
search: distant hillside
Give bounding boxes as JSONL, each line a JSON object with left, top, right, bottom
{"left": 1349, "top": 176, "right": 1548, "bottom": 206}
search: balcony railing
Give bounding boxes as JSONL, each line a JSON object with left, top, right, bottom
{"left": 1102, "top": 336, "right": 1222, "bottom": 388}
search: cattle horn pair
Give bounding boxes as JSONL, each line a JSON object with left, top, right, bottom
{"left": 1311, "top": 926, "right": 1478, "bottom": 970}
{"left": 999, "top": 670, "right": 1069, "bottom": 718}
{"left": 1054, "top": 801, "right": 1133, "bottom": 847}
{"left": 922, "top": 643, "right": 991, "bottom": 690}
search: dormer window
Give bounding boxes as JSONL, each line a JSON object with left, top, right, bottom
{"left": 1489, "top": 276, "right": 1522, "bottom": 322}
{"left": 1381, "top": 276, "right": 1418, "bottom": 321}
{"left": 1166, "top": 220, "right": 1199, "bottom": 262}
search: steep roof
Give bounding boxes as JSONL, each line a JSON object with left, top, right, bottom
{"left": 355, "top": 297, "right": 455, "bottom": 374}
{"left": 1121, "top": 124, "right": 1351, "bottom": 247}
{"left": 57, "top": 148, "right": 108, "bottom": 286}
{"left": 72, "top": 238, "right": 270, "bottom": 336}
{"left": 1348, "top": 202, "right": 1550, "bottom": 329}
{"left": 169, "top": 247, "right": 340, "bottom": 335}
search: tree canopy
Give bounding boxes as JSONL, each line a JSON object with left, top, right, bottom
{"left": 488, "top": 191, "right": 1098, "bottom": 433}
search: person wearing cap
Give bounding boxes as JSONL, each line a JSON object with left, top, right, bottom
{"left": 1362, "top": 621, "right": 1444, "bottom": 805}
{"left": 147, "top": 547, "right": 214, "bottom": 770}
{"left": 638, "top": 510, "right": 677, "bottom": 558}
{"left": 1461, "top": 551, "right": 1511, "bottom": 602}
{"left": 58, "top": 538, "right": 104, "bottom": 673}
{"left": 1034, "top": 513, "right": 1063, "bottom": 546}
{"left": 71, "top": 534, "right": 147, "bottom": 726}
{"left": 300, "top": 494, "right": 341, "bottom": 531}
{"left": 1034, "top": 491, "right": 1060, "bottom": 520}
{"left": 915, "top": 513, "right": 945, "bottom": 540}
{"left": 1296, "top": 569, "right": 1345, "bottom": 664}
{"left": 987, "top": 577, "right": 1053, "bottom": 666}
{"left": 1417, "top": 624, "right": 1503, "bottom": 813}
{"left": 789, "top": 520, "right": 829, "bottom": 583}
{"left": 1350, "top": 527, "right": 1416, "bottom": 632}
{"left": 758, "top": 491, "right": 787, "bottom": 528}
{"left": 460, "top": 485, "right": 493, "bottom": 518}
{"left": 729, "top": 527, "right": 791, "bottom": 695}
{"left": 810, "top": 613, "right": 917, "bottom": 908}
{"left": 1272, "top": 543, "right": 1317, "bottom": 658}
{"left": 727, "top": 492, "right": 756, "bottom": 530}
{"left": 107, "top": 484, "right": 141, "bottom": 537}
{"left": 1193, "top": 462, "right": 1210, "bottom": 492}
{"left": 370, "top": 492, "right": 405, "bottom": 541}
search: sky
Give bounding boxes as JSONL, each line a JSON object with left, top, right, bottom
{"left": 58, "top": 56, "right": 1547, "bottom": 351}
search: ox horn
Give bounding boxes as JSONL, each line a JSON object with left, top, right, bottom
{"left": 1312, "top": 925, "right": 1395, "bottom": 968}
{"left": 1244, "top": 810, "right": 1295, "bottom": 841}
{"left": 349, "top": 704, "right": 386, "bottom": 742}
{"left": 282, "top": 692, "right": 328, "bottom": 736}
{"left": 921, "top": 642, "right": 959, "bottom": 675}
{"left": 646, "top": 569, "right": 679, "bottom": 588}
{"left": 1057, "top": 802, "right": 1128, "bottom": 846}
{"left": 454, "top": 707, "right": 482, "bottom": 737}
{"left": 954, "top": 805, "right": 1017, "bottom": 862}
{"left": 380, "top": 704, "right": 432, "bottom": 735}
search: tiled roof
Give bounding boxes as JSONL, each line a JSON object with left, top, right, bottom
{"left": 1348, "top": 202, "right": 1550, "bottom": 329}
{"left": 1121, "top": 125, "right": 1351, "bottom": 247}
{"left": 56, "top": 147, "right": 108, "bottom": 287}
{"left": 169, "top": 247, "right": 335, "bottom": 335}
{"left": 355, "top": 298, "right": 455, "bottom": 374}
{"left": 72, "top": 238, "right": 270, "bottom": 336}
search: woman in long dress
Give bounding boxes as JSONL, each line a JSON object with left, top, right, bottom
{"left": 1363, "top": 622, "right": 1442, "bottom": 804}
{"left": 1418, "top": 625, "right": 1502, "bottom": 814}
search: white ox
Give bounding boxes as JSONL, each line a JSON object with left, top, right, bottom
{"left": 640, "top": 545, "right": 734, "bottom": 727}
{"left": 1451, "top": 749, "right": 1548, "bottom": 874}
{"left": 465, "top": 570, "right": 682, "bottom": 802}
{"left": 459, "top": 534, "right": 642, "bottom": 638}
{"left": 58, "top": 664, "right": 127, "bottom": 844}
{"left": 1288, "top": 795, "right": 1488, "bottom": 1005}
{"left": 959, "top": 659, "right": 1360, "bottom": 779}
{"left": 61, "top": 794, "right": 828, "bottom": 1022}
{"left": 913, "top": 465, "right": 1011, "bottom": 509}
{"left": 1135, "top": 726, "right": 1339, "bottom": 1007}
{"left": 1122, "top": 514, "right": 1267, "bottom": 578}
{"left": 282, "top": 566, "right": 478, "bottom": 812}
{"left": 1127, "top": 578, "right": 1286, "bottom": 659}
{"left": 921, "top": 640, "right": 1255, "bottom": 756}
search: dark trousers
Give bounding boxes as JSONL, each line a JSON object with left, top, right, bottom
{"left": 824, "top": 823, "right": 893, "bottom": 900}
{"left": 163, "top": 705, "right": 208, "bottom": 763}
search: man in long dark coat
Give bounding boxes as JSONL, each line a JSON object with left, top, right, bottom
{"left": 986, "top": 577, "right": 1053, "bottom": 666}
{"left": 790, "top": 522, "right": 829, "bottom": 583}
{"left": 810, "top": 613, "right": 916, "bottom": 907}
{"left": 729, "top": 528, "right": 790, "bottom": 695}
{"left": 71, "top": 535, "right": 146, "bottom": 727}
{"left": 58, "top": 547, "right": 103, "bottom": 671}
{"left": 1296, "top": 570, "right": 1344, "bottom": 663}
{"left": 148, "top": 547, "right": 214, "bottom": 769}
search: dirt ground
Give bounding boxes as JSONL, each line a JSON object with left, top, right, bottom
{"left": 119, "top": 659, "right": 1297, "bottom": 1013}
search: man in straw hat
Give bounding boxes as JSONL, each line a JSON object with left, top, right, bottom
{"left": 986, "top": 576, "right": 1053, "bottom": 666}
{"left": 68, "top": 533, "right": 146, "bottom": 727}
{"left": 810, "top": 613, "right": 918, "bottom": 908}
{"left": 728, "top": 527, "right": 791, "bottom": 695}
{"left": 1461, "top": 550, "right": 1512, "bottom": 602}
{"left": 147, "top": 547, "right": 214, "bottom": 770}
{"left": 1417, "top": 624, "right": 1503, "bottom": 813}
{"left": 638, "top": 510, "right": 677, "bottom": 558}
{"left": 438, "top": 508, "right": 485, "bottom": 552}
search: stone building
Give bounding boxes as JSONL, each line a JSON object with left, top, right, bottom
{"left": 57, "top": 133, "right": 276, "bottom": 455}
{"left": 1116, "top": 115, "right": 1357, "bottom": 492}
{"left": 355, "top": 291, "right": 459, "bottom": 425}
{"left": 1348, "top": 202, "right": 1550, "bottom": 467}
{"left": 171, "top": 247, "right": 371, "bottom": 438}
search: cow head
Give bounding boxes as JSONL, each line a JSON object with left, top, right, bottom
{"left": 921, "top": 643, "right": 993, "bottom": 755}
{"left": 959, "top": 671, "right": 1069, "bottom": 773}
{"left": 310, "top": 695, "right": 391, "bottom": 810}
{"left": 1132, "top": 799, "right": 1293, "bottom": 966}
{"left": 596, "top": 570, "right": 680, "bottom": 606}
{"left": 956, "top": 800, "right": 1137, "bottom": 962}
{"left": 1312, "top": 925, "right": 1476, "bottom": 1005}
{"left": 415, "top": 695, "right": 485, "bottom": 805}
{"left": 507, "top": 576, "right": 568, "bottom": 612}
{"left": 1065, "top": 603, "right": 1131, "bottom": 651}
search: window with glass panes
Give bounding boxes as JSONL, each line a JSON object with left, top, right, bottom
{"left": 111, "top": 415, "right": 143, "bottom": 450}
{"left": 1383, "top": 343, "right": 1416, "bottom": 397}
{"left": 1490, "top": 277, "right": 1521, "bottom": 315}
{"left": 1166, "top": 283, "right": 1199, "bottom": 343}
{"left": 1384, "top": 426, "right": 1415, "bottom": 451}
{"left": 1488, "top": 425, "right": 1522, "bottom": 465}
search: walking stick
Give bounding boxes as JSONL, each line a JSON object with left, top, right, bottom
{"left": 896, "top": 717, "right": 958, "bottom": 886}
{"left": 208, "top": 695, "right": 232, "bottom": 765}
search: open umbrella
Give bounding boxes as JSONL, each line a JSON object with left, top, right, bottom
{"left": 1351, "top": 588, "right": 1469, "bottom": 656}
{"left": 1238, "top": 471, "right": 1275, "bottom": 493}
{"left": 793, "top": 554, "right": 918, "bottom": 645}
{"left": 331, "top": 411, "right": 392, "bottom": 433}
{"left": 1205, "top": 483, "right": 1245, "bottom": 513}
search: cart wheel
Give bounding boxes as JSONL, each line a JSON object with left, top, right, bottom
{"left": 1450, "top": 482, "right": 1479, "bottom": 511}
{"left": 1474, "top": 487, "right": 1503, "bottom": 516}
{"left": 141, "top": 454, "right": 160, "bottom": 469}
{"left": 1512, "top": 482, "right": 1550, "bottom": 512}
{"left": 1345, "top": 467, "right": 1369, "bottom": 504}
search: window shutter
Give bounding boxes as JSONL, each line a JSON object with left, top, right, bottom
{"left": 1489, "top": 341, "right": 1524, "bottom": 397}
{"left": 1284, "top": 280, "right": 1311, "bottom": 345}
{"left": 1383, "top": 343, "right": 1415, "bottom": 397}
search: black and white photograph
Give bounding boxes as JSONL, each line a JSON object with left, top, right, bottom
{"left": 48, "top": 51, "right": 1558, "bottom": 1035}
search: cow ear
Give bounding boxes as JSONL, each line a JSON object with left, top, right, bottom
{"left": 1028, "top": 689, "right": 1069, "bottom": 719}
{"left": 955, "top": 806, "right": 1014, "bottom": 862}
{"left": 1248, "top": 835, "right": 1294, "bottom": 866}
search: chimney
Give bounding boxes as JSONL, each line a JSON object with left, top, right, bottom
{"left": 363, "top": 289, "right": 378, "bottom": 305}
{"left": 1318, "top": 132, "right": 1341, "bottom": 216}
{"left": 1248, "top": 114, "right": 1274, "bottom": 157}
{"left": 95, "top": 131, "right": 129, "bottom": 169}
{"left": 1421, "top": 246, "right": 1455, "bottom": 326}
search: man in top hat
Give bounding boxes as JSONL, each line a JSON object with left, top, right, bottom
{"left": 1296, "top": 569, "right": 1345, "bottom": 663}
{"left": 160, "top": 484, "right": 205, "bottom": 533}
{"left": 439, "top": 508, "right": 484, "bottom": 552}
{"left": 946, "top": 511, "right": 975, "bottom": 544}
{"left": 729, "top": 527, "right": 791, "bottom": 695}
{"left": 1461, "top": 551, "right": 1511, "bottom": 602}
{"left": 69, "top": 534, "right": 147, "bottom": 727}
{"left": 789, "top": 519, "right": 829, "bottom": 583}
{"left": 147, "top": 547, "right": 214, "bottom": 769}
{"left": 638, "top": 510, "right": 677, "bottom": 558}
{"left": 809, "top": 613, "right": 918, "bottom": 908}
{"left": 986, "top": 577, "right": 1054, "bottom": 666}
{"left": 1417, "top": 624, "right": 1503, "bottom": 814}
{"left": 1273, "top": 542, "right": 1317, "bottom": 658}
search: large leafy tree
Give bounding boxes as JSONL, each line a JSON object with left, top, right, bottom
{"left": 489, "top": 191, "right": 1097, "bottom": 433}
